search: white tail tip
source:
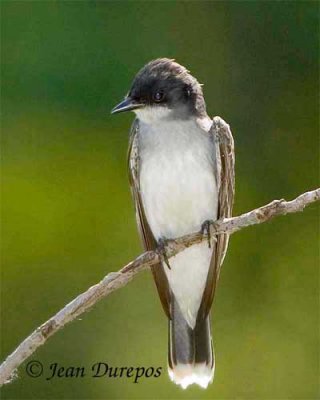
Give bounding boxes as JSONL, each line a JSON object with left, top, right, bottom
{"left": 168, "top": 363, "right": 214, "bottom": 389}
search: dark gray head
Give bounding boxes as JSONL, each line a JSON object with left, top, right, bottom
{"left": 111, "top": 58, "right": 207, "bottom": 121}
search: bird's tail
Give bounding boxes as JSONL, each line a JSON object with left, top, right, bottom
{"left": 168, "top": 298, "right": 214, "bottom": 389}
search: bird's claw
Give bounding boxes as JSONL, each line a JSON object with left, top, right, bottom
{"left": 157, "top": 238, "right": 171, "bottom": 269}
{"left": 201, "top": 219, "right": 218, "bottom": 249}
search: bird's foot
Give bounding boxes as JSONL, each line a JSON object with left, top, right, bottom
{"left": 201, "top": 219, "right": 218, "bottom": 249}
{"left": 157, "top": 237, "right": 171, "bottom": 270}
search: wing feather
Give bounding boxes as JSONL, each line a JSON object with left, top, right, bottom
{"left": 198, "top": 116, "right": 235, "bottom": 319}
{"left": 127, "top": 119, "right": 171, "bottom": 318}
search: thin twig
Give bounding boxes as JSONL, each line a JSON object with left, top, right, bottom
{"left": 0, "top": 188, "right": 319, "bottom": 386}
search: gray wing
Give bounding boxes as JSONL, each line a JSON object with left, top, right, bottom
{"left": 198, "top": 116, "right": 235, "bottom": 319}
{"left": 127, "top": 119, "right": 171, "bottom": 318}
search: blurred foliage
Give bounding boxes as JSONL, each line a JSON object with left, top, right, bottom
{"left": 1, "top": 1, "right": 319, "bottom": 399}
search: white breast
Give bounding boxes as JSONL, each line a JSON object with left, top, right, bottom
{"left": 138, "top": 117, "right": 218, "bottom": 328}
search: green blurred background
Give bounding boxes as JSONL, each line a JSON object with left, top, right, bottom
{"left": 1, "top": 1, "right": 319, "bottom": 399}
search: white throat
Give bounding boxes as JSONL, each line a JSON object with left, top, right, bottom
{"left": 134, "top": 105, "right": 173, "bottom": 124}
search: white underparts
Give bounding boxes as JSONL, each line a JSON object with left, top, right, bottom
{"left": 138, "top": 112, "right": 218, "bottom": 328}
{"left": 167, "top": 242, "right": 212, "bottom": 328}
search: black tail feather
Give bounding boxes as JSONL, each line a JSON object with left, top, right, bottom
{"left": 168, "top": 297, "right": 214, "bottom": 389}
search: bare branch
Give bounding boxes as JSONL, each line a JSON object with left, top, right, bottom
{"left": 0, "top": 188, "right": 319, "bottom": 386}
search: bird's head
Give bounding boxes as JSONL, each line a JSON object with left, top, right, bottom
{"left": 111, "top": 58, "right": 206, "bottom": 123}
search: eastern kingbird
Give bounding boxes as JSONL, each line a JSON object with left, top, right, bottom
{"left": 112, "top": 58, "right": 234, "bottom": 389}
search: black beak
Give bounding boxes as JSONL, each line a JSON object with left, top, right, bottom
{"left": 111, "top": 97, "right": 145, "bottom": 114}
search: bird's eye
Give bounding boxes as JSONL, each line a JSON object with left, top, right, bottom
{"left": 153, "top": 90, "right": 164, "bottom": 102}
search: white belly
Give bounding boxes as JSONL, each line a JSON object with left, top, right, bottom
{"left": 139, "top": 119, "right": 218, "bottom": 328}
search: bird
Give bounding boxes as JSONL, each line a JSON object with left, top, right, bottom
{"left": 111, "top": 58, "right": 234, "bottom": 389}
